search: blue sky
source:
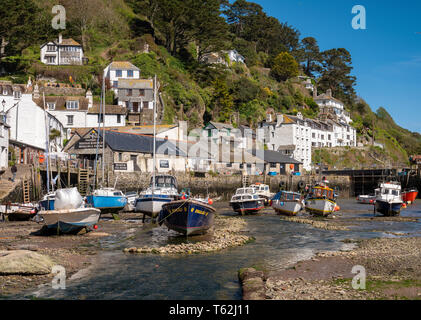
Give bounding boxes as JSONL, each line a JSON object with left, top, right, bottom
{"left": 251, "top": 0, "right": 421, "bottom": 133}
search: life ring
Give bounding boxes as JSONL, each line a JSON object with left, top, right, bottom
{"left": 298, "top": 181, "right": 305, "bottom": 189}
{"left": 279, "top": 181, "right": 286, "bottom": 188}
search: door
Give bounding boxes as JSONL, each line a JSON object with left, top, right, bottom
{"left": 131, "top": 155, "right": 140, "bottom": 171}
{"left": 133, "top": 102, "right": 139, "bottom": 113}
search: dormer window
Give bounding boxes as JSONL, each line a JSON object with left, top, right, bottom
{"left": 47, "top": 103, "right": 56, "bottom": 110}
{"left": 47, "top": 45, "right": 56, "bottom": 52}
{"left": 14, "top": 91, "right": 21, "bottom": 99}
{"left": 116, "top": 70, "right": 122, "bottom": 77}
{"left": 127, "top": 70, "right": 133, "bottom": 77}
{"left": 66, "top": 100, "right": 79, "bottom": 109}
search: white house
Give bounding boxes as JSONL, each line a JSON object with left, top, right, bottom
{"left": 40, "top": 34, "right": 85, "bottom": 66}
{"left": 103, "top": 61, "right": 141, "bottom": 95}
{"left": 227, "top": 50, "right": 245, "bottom": 64}
{"left": 1, "top": 81, "right": 66, "bottom": 164}
{"left": 314, "top": 88, "right": 352, "bottom": 125}
{"left": 258, "top": 113, "right": 312, "bottom": 171}
{"left": 36, "top": 89, "right": 127, "bottom": 139}
{"left": 117, "top": 79, "right": 154, "bottom": 111}
{"left": 200, "top": 49, "right": 245, "bottom": 66}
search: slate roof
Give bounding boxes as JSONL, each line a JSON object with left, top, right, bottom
{"left": 89, "top": 104, "right": 126, "bottom": 115}
{"left": 205, "top": 121, "right": 235, "bottom": 131}
{"left": 249, "top": 150, "right": 302, "bottom": 164}
{"left": 99, "top": 129, "right": 186, "bottom": 156}
{"left": 33, "top": 96, "right": 90, "bottom": 111}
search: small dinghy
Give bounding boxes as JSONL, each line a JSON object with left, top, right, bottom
{"left": 271, "top": 191, "right": 303, "bottom": 216}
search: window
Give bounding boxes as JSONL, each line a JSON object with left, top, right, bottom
{"left": 113, "top": 81, "right": 118, "bottom": 88}
{"left": 118, "top": 153, "right": 123, "bottom": 162}
{"left": 127, "top": 70, "right": 133, "bottom": 77}
{"left": 139, "top": 89, "right": 145, "bottom": 96}
{"left": 143, "top": 101, "right": 149, "bottom": 109}
{"left": 67, "top": 115, "right": 74, "bottom": 125}
{"left": 47, "top": 45, "right": 56, "bottom": 52}
{"left": 270, "top": 163, "right": 277, "bottom": 168}
{"left": 46, "top": 56, "right": 56, "bottom": 64}
{"left": 116, "top": 70, "right": 122, "bottom": 77}
{"left": 328, "top": 134, "right": 331, "bottom": 140}
{"left": 127, "top": 89, "right": 132, "bottom": 96}
{"left": 13, "top": 91, "right": 21, "bottom": 99}
{"left": 66, "top": 101, "right": 79, "bottom": 109}
{"left": 47, "top": 103, "right": 55, "bottom": 110}
{"left": 226, "top": 163, "right": 232, "bottom": 168}
{"left": 117, "top": 114, "right": 121, "bottom": 123}
{"left": 98, "top": 114, "right": 104, "bottom": 123}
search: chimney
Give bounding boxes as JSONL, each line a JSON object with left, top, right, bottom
{"left": 327, "top": 89, "right": 332, "bottom": 97}
{"left": 33, "top": 84, "right": 40, "bottom": 99}
{"left": 266, "top": 113, "right": 272, "bottom": 123}
{"left": 313, "top": 86, "right": 317, "bottom": 98}
{"left": 58, "top": 33, "right": 63, "bottom": 44}
{"left": 86, "top": 89, "right": 93, "bottom": 108}
{"left": 276, "top": 114, "right": 283, "bottom": 126}
{"left": 178, "top": 120, "right": 187, "bottom": 141}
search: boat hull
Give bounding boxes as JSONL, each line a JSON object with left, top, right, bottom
{"left": 402, "top": 191, "right": 418, "bottom": 204}
{"left": 135, "top": 195, "right": 174, "bottom": 218}
{"left": 159, "top": 200, "right": 215, "bottom": 236}
{"left": 85, "top": 195, "right": 127, "bottom": 214}
{"left": 39, "top": 208, "right": 101, "bottom": 233}
{"left": 305, "top": 198, "right": 336, "bottom": 216}
{"left": 357, "top": 195, "right": 376, "bottom": 205}
{"left": 229, "top": 200, "right": 264, "bottom": 215}
{"left": 375, "top": 200, "right": 402, "bottom": 216}
{"left": 272, "top": 200, "right": 302, "bottom": 216}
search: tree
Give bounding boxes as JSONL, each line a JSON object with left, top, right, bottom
{"left": 210, "top": 77, "right": 234, "bottom": 123}
{"left": 270, "top": 52, "right": 299, "bottom": 82}
{"left": 297, "top": 37, "right": 322, "bottom": 76}
{"left": 318, "top": 48, "right": 356, "bottom": 104}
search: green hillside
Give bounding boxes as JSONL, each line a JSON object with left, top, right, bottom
{"left": 1, "top": 0, "right": 420, "bottom": 164}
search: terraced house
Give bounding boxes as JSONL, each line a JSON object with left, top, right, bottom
{"left": 103, "top": 61, "right": 141, "bottom": 95}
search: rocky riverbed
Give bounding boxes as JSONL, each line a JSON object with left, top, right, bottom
{"left": 240, "top": 237, "right": 421, "bottom": 300}
{"left": 123, "top": 216, "right": 253, "bottom": 255}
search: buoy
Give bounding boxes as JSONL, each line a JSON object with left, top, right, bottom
{"left": 208, "top": 198, "right": 213, "bottom": 205}
{"left": 402, "top": 203, "right": 407, "bottom": 209}
{"left": 93, "top": 225, "right": 98, "bottom": 230}
{"left": 334, "top": 205, "right": 340, "bottom": 212}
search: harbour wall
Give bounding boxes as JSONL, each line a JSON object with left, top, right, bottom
{"left": 109, "top": 172, "right": 352, "bottom": 200}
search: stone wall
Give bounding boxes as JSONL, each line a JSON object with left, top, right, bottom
{"left": 107, "top": 172, "right": 352, "bottom": 200}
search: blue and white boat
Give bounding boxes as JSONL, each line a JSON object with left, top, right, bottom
{"left": 229, "top": 187, "right": 265, "bottom": 215}
{"left": 39, "top": 207, "right": 101, "bottom": 234}
{"left": 85, "top": 188, "right": 128, "bottom": 214}
{"left": 135, "top": 175, "right": 179, "bottom": 218}
{"left": 158, "top": 198, "right": 215, "bottom": 236}
{"left": 272, "top": 191, "right": 303, "bottom": 216}
{"left": 374, "top": 181, "right": 403, "bottom": 216}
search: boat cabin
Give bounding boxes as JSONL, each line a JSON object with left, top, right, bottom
{"left": 231, "top": 194, "right": 260, "bottom": 202}
{"left": 235, "top": 188, "right": 256, "bottom": 195}
{"left": 375, "top": 182, "right": 401, "bottom": 197}
{"left": 93, "top": 188, "right": 125, "bottom": 197}
{"left": 273, "top": 191, "right": 301, "bottom": 201}
{"left": 250, "top": 184, "right": 270, "bottom": 193}
{"left": 311, "top": 186, "right": 335, "bottom": 200}
{"left": 150, "top": 175, "right": 178, "bottom": 189}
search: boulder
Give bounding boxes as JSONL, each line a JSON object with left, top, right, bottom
{"left": 0, "top": 250, "right": 55, "bottom": 275}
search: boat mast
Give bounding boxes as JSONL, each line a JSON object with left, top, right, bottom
{"left": 42, "top": 93, "right": 51, "bottom": 194}
{"left": 93, "top": 80, "right": 104, "bottom": 190}
{"left": 101, "top": 76, "right": 106, "bottom": 186}
{"left": 152, "top": 75, "right": 157, "bottom": 196}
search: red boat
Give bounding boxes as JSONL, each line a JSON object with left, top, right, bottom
{"left": 402, "top": 189, "right": 418, "bottom": 204}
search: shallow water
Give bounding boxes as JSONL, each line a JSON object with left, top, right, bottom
{"left": 20, "top": 200, "right": 421, "bottom": 300}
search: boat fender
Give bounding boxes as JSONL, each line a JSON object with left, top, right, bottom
{"left": 208, "top": 198, "right": 213, "bottom": 205}
{"left": 279, "top": 181, "right": 286, "bottom": 188}
{"left": 298, "top": 181, "right": 305, "bottom": 189}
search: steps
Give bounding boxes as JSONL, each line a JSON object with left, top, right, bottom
{"left": 242, "top": 174, "right": 250, "bottom": 187}
{"left": 78, "top": 169, "right": 89, "bottom": 196}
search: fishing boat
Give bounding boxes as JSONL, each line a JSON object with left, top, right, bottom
{"left": 401, "top": 188, "right": 418, "bottom": 204}
{"left": 135, "top": 175, "right": 179, "bottom": 218}
{"left": 85, "top": 188, "right": 127, "bottom": 214}
{"left": 249, "top": 183, "right": 273, "bottom": 206}
{"left": 158, "top": 198, "right": 215, "bottom": 236}
{"left": 0, "top": 203, "right": 38, "bottom": 221}
{"left": 271, "top": 191, "right": 303, "bottom": 216}
{"left": 38, "top": 207, "right": 101, "bottom": 234}
{"left": 229, "top": 187, "right": 265, "bottom": 215}
{"left": 39, "top": 192, "right": 56, "bottom": 210}
{"left": 356, "top": 194, "right": 376, "bottom": 205}
{"left": 305, "top": 184, "right": 338, "bottom": 217}
{"left": 374, "top": 182, "right": 403, "bottom": 216}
